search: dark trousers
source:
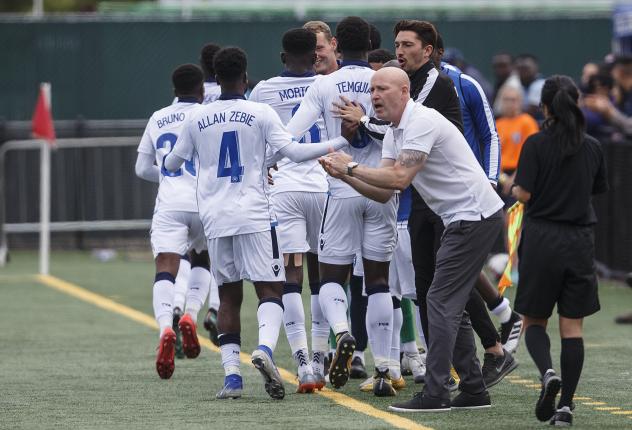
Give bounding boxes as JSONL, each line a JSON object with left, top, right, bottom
{"left": 409, "top": 204, "right": 500, "bottom": 350}
{"left": 423, "top": 212, "right": 503, "bottom": 399}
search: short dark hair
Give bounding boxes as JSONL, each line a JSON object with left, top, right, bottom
{"left": 282, "top": 28, "right": 317, "bottom": 55}
{"left": 369, "top": 23, "right": 382, "bottom": 50}
{"left": 515, "top": 53, "right": 539, "bottom": 64}
{"left": 200, "top": 43, "right": 221, "bottom": 79}
{"left": 172, "top": 64, "right": 203, "bottom": 94}
{"left": 213, "top": 47, "right": 248, "bottom": 83}
{"left": 336, "top": 16, "right": 371, "bottom": 52}
{"left": 393, "top": 20, "right": 437, "bottom": 49}
{"left": 368, "top": 49, "right": 395, "bottom": 64}
{"left": 436, "top": 34, "right": 444, "bottom": 51}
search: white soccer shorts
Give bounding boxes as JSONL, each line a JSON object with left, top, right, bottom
{"left": 208, "top": 228, "right": 286, "bottom": 285}
{"left": 150, "top": 210, "right": 206, "bottom": 258}
{"left": 318, "top": 195, "right": 397, "bottom": 265}
{"left": 353, "top": 252, "right": 364, "bottom": 277}
{"left": 271, "top": 191, "right": 326, "bottom": 254}
{"left": 389, "top": 221, "right": 416, "bottom": 300}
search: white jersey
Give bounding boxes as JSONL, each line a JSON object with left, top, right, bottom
{"left": 171, "top": 81, "right": 221, "bottom": 105}
{"left": 137, "top": 100, "right": 200, "bottom": 213}
{"left": 249, "top": 73, "right": 328, "bottom": 194}
{"left": 203, "top": 81, "right": 221, "bottom": 104}
{"left": 172, "top": 96, "right": 294, "bottom": 239}
{"left": 287, "top": 61, "right": 381, "bottom": 198}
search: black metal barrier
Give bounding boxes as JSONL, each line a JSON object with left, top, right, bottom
{"left": 593, "top": 141, "right": 632, "bottom": 272}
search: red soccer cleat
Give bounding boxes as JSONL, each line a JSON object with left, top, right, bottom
{"left": 178, "top": 313, "right": 201, "bottom": 358}
{"left": 156, "top": 327, "right": 176, "bottom": 379}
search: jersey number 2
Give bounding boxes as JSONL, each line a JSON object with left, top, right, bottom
{"left": 157, "top": 132, "right": 196, "bottom": 177}
{"left": 217, "top": 131, "right": 244, "bottom": 183}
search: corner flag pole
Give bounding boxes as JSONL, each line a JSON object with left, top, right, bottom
{"left": 33, "top": 82, "right": 55, "bottom": 275}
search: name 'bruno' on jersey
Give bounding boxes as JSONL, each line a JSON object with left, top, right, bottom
{"left": 249, "top": 74, "right": 328, "bottom": 195}
{"left": 137, "top": 100, "right": 200, "bottom": 214}
{"left": 172, "top": 97, "right": 295, "bottom": 239}
{"left": 286, "top": 62, "right": 381, "bottom": 199}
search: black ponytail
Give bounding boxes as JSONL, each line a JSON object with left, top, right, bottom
{"left": 540, "top": 75, "right": 586, "bottom": 157}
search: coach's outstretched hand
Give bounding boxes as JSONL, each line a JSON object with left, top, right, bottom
{"left": 320, "top": 151, "right": 353, "bottom": 178}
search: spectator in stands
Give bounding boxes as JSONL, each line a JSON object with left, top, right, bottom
{"left": 496, "top": 86, "right": 539, "bottom": 201}
{"left": 583, "top": 56, "right": 632, "bottom": 137}
{"left": 580, "top": 62, "right": 599, "bottom": 93}
{"left": 368, "top": 48, "right": 395, "bottom": 71}
{"left": 515, "top": 54, "right": 546, "bottom": 120}
{"left": 611, "top": 55, "right": 632, "bottom": 116}
{"left": 581, "top": 70, "right": 617, "bottom": 140}
{"left": 443, "top": 47, "right": 493, "bottom": 102}
{"left": 492, "top": 52, "right": 522, "bottom": 118}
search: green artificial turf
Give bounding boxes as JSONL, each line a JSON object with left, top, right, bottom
{"left": 1, "top": 250, "right": 631, "bottom": 429}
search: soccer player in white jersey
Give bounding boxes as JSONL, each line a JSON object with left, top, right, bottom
{"left": 135, "top": 64, "right": 209, "bottom": 379}
{"left": 200, "top": 43, "right": 222, "bottom": 105}
{"left": 249, "top": 28, "right": 326, "bottom": 393}
{"left": 287, "top": 17, "right": 399, "bottom": 396}
{"left": 164, "top": 47, "right": 349, "bottom": 400}
{"left": 197, "top": 42, "right": 223, "bottom": 347}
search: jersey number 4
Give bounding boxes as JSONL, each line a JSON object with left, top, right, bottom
{"left": 157, "top": 132, "right": 196, "bottom": 177}
{"left": 217, "top": 131, "right": 244, "bottom": 183}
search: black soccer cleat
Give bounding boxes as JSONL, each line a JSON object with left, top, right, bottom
{"left": 350, "top": 356, "right": 368, "bottom": 379}
{"left": 203, "top": 307, "right": 219, "bottom": 347}
{"left": 500, "top": 311, "right": 523, "bottom": 354}
{"left": 328, "top": 332, "right": 356, "bottom": 389}
{"left": 172, "top": 307, "right": 185, "bottom": 359}
{"left": 549, "top": 406, "right": 573, "bottom": 427}
{"left": 536, "top": 369, "right": 562, "bottom": 422}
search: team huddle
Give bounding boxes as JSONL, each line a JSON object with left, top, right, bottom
{"left": 136, "top": 15, "right": 540, "bottom": 420}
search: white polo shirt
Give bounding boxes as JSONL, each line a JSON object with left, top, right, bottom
{"left": 382, "top": 99, "right": 503, "bottom": 226}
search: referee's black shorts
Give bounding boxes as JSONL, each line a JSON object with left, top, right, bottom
{"left": 515, "top": 218, "right": 600, "bottom": 319}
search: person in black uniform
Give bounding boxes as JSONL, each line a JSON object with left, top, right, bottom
{"left": 511, "top": 75, "right": 608, "bottom": 427}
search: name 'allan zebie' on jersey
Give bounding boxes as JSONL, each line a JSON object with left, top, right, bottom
{"left": 286, "top": 61, "right": 381, "bottom": 199}
{"left": 137, "top": 100, "right": 200, "bottom": 213}
{"left": 172, "top": 97, "right": 296, "bottom": 239}
{"left": 249, "top": 73, "right": 328, "bottom": 194}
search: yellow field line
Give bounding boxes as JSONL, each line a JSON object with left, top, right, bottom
{"left": 612, "top": 411, "right": 632, "bottom": 415}
{"left": 34, "top": 274, "right": 432, "bottom": 430}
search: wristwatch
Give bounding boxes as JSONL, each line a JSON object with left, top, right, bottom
{"left": 347, "top": 161, "right": 359, "bottom": 176}
{"left": 360, "top": 115, "right": 369, "bottom": 127}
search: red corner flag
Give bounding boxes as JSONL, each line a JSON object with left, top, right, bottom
{"left": 32, "top": 82, "right": 56, "bottom": 144}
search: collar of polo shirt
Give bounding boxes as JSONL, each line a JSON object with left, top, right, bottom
{"left": 393, "top": 99, "right": 417, "bottom": 130}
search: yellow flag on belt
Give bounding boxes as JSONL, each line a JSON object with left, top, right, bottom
{"left": 498, "top": 202, "right": 524, "bottom": 295}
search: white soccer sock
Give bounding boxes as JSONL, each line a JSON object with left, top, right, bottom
{"left": 172, "top": 258, "right": 190, "bottom": 311}
{"left": 319, "top": 282, "right": 349, "bottom": 335}
{"left": 219, "top": 337, "right": 241, "bottom": 376}
{"left": 366, "top": 292, "right": 393, "bottom": 372}
{"left": 282, "top": 291, "right": 313, "bottom": 376}
{"left": 311, "top": 294, "right": 330, "bottom": 376}
{"left": 491, "top": 297, "right": 512, "bottom": 324}
{"left": 153, "top": 275, "right": 175, "bottom": 336}
{"left": 257, "top": 300, "right": 284, "bottom": 352}
{"left": 185, "top": 266, "right": 210, "bottom": 319}
{"left": 208, "top": 271, "right": 220, "bottom": 311}
{"left": 283, "top": 292, "right": 308, "bottom": 353}
{"left": 414, "top": 304, "right": 428, "bottom": 351}
{"left": 401, "top": 340, "right": 418, "bottom": 354}
{"left": 390, "top": 305, "right": 403, "bottom": 380}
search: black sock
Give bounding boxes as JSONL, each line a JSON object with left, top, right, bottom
{"left": 525, "top": 325, "right": 553, "bottom": 377}
{"left": 349, "top": 275, "right": 368, "bottom": 351}
{"left": 559, "top": 337, "right": 584, "bottom": 408}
